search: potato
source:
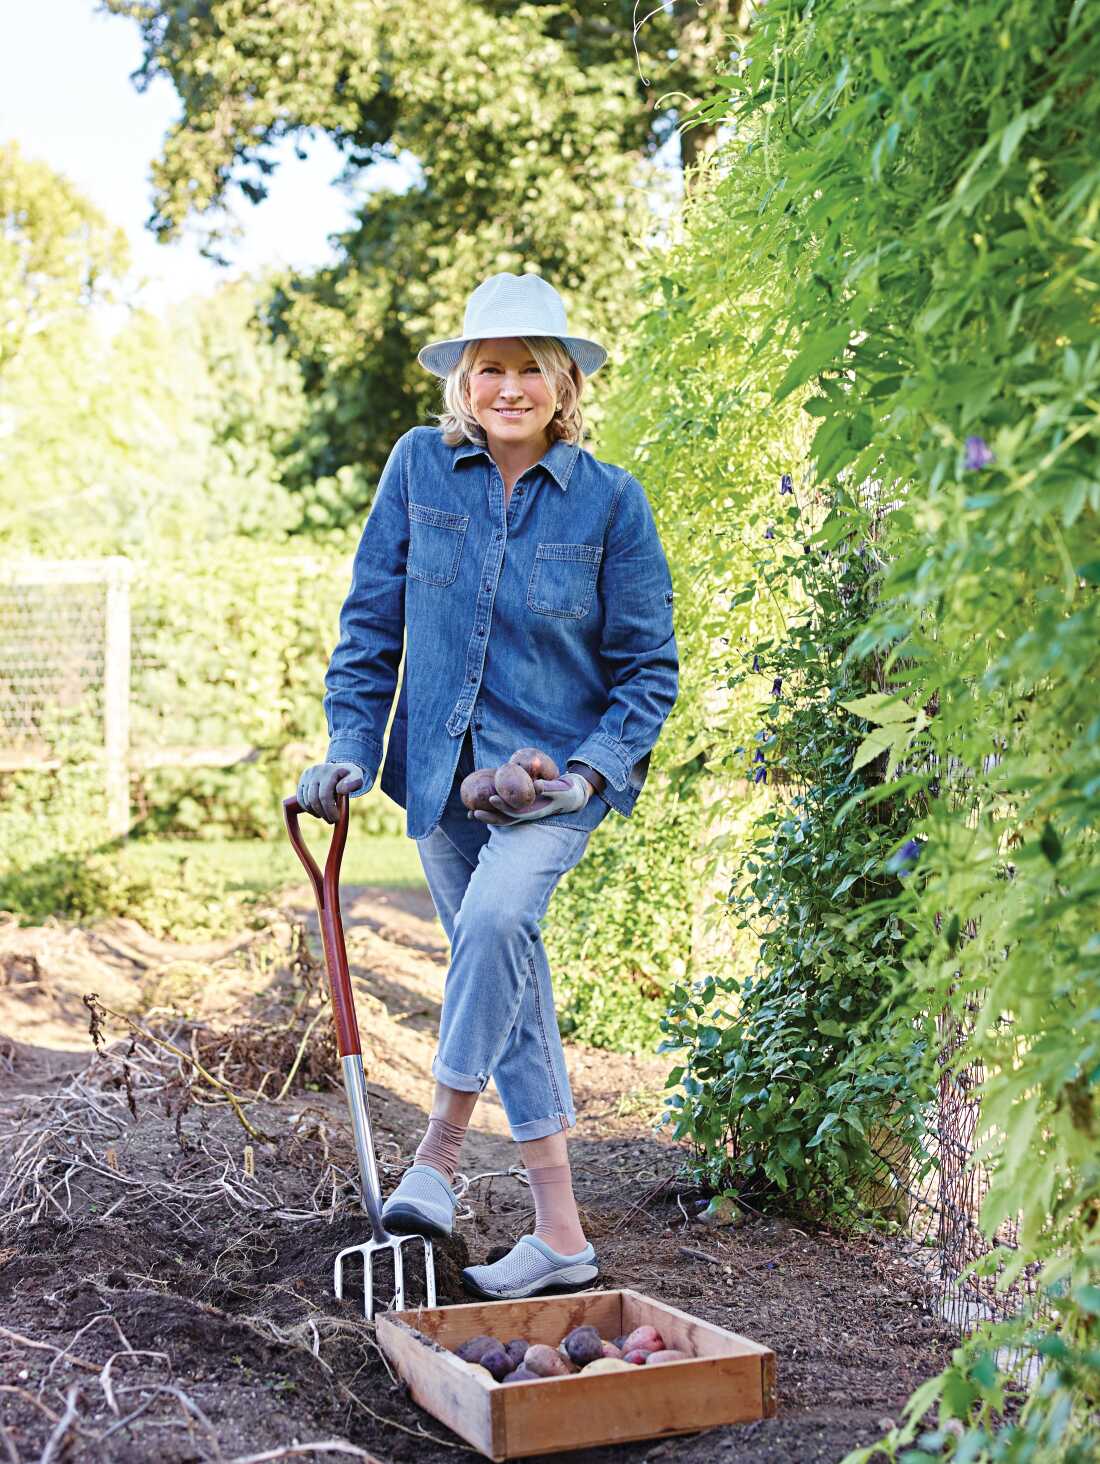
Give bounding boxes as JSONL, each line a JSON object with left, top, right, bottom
{"left": 611, "top": 1334, "right": 628, "bottom": 1351}
{"left": 524, "top": 1343, "right": 571, "bottom": 1378}
{"left": 502, "top": 1363, "right": 540, "bottom": 1383}
{"left": 581, "top": 1357, "right": 632, "bottom": 1375}
{"left": 622, "top": 1348, "right": 656, "bottom": 1365}
{"left": 479, "top": 1345, "right": 515, "bottom": 1381}
{"left": 494, "top": 762, "right": 536, "bottom": 809}
{"left": 600, "top": 1340, "right": 623, "bottom": 1359}
{"left": 460, "top": 769, "right": 500, "bottom": 812}
{"left": 464, "top": 1362, "right": 497, "bottom": 1385}
{"left": 504, "top": 1338, "right": 529, "bottom": 1369}
{"left": 509, "top": 746, "right": 560, "bottom": 781}
{"left": 622, "top": 1325, "right": 664, "bottom": 1353}
{"left": 562, "top": 1325, "right": 604, "bottom": 1368}
{"left": 455, "top": 1334, "right": 499, "bottom": 1363}
{"left": 645, "top": 1349, "right": 689, "bottom": 1365}
{"left": 555, "top": 1341, "right": 581, "bottom": 1372}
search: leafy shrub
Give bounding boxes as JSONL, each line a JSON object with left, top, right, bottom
{"left": 658, "top": 495, "right": 931, "bottom": 1212}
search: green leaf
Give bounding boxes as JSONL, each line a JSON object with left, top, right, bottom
{"left": 998, "top": 112, "right": 1030, "bottom": 166}
{"left": 840, "top": 693, "right": 917, "bottom": 725}
{"left": 775, "top": 325, "right": 852, "bottom": 403}
{"left": 852, "top": 725, "right": 903, "bottom": 772}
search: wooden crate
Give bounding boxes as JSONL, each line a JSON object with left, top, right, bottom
{"left": 375, "top": 1287, "right": 777, "bottom": 1461}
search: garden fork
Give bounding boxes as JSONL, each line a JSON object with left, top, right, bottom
{"left": 283, "top": 791, "right": 436, "bottom": 1320}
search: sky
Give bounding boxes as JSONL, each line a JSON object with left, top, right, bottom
{"left": 0, "top": 0, "right": 419, "bottom": 314}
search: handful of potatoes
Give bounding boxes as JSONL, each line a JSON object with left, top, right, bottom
{"left": 460, "top": 746, "right": 562, "bottom": 815}
{"left": 452, "top": 1323, "right": 690, "bottom": 1384}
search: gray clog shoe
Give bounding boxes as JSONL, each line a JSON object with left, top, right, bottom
{"left": 462, "top": 1234, "right": 599, "bottom": 1300}
{"left": 381, "top": 1162, "right": 458, "bottom": 1240}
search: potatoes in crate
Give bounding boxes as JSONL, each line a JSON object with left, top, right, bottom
{"left": 448, "top": 1321, "right": 691, "bottom": 1383}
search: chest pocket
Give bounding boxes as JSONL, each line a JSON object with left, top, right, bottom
{"left": 527, "top": 542, "right": 604, "bottom": 619}
{"left": 407, "top": 501, "right": 469, "bottom": 586}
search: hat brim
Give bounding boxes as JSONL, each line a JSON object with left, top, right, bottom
{"left": 417, "top": 333, "right": 607, "bottom": 378}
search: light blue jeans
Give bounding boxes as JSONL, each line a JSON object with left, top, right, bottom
{"left": 415, "top": 731, "right": 590, "bottom": 1142}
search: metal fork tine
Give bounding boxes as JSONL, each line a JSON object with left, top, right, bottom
{"left": 393, "top": 1239, "right": 405, "bottom": 1313}
{"left": 423, "top": 1237, "right": 437, "bottom": 1308}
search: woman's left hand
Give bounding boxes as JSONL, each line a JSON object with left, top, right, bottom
{"left": 469, "top": 773, "right": 591, "bottom": 825}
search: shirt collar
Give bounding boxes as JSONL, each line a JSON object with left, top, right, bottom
{"left": 451, "top": 435, "right": 580, "bottom": 493}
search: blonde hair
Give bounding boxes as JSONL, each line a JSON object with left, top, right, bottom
{"left": 431, "top": 336, "right": 585, "bottom": 448}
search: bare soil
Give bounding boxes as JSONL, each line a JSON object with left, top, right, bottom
{"left": 0, "top": 883, "right": 955, "bottom": 1463}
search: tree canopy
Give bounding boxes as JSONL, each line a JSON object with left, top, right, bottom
{"left": 103, "top": 0, "right": 747, "bottom": 526}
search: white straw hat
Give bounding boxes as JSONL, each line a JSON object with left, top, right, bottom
{"left": 417, "top": 272, "right": 608, "bottom": 378}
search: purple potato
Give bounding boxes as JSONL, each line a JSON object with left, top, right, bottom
{"left": 502, "top": 1364, "right": 539, "bottom": 1383}
{"left": 460, "top": 769, "right": 499, "bottom": 813}
{"left": 505, "top": 1338, "right": 529, "bottom": 1369}
{"left": 509, "top": 746, "right": 560, "bottom": 781}
{"left": 562, "top": 1325, "right": 604, "bottom": 1368}
{"left": 494, "top": 762, "right": 536, "bottom": 809}
{"left": 455, "top": 1334, "right": 499, "bottom": 1364}
{"left": 479, "top": 1345, "right": 515, "bottom": 1381}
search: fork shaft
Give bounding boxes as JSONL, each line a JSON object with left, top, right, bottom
{"left": 342, "top": 1052, "right": 388, "bottom": 1244}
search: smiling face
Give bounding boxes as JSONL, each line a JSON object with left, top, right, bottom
{"left": 466, "top": 337, "right": 557, "bottom": 455}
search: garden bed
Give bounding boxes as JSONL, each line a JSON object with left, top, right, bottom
{"left": 0, "top": 882, "right": 957, "bottom": 1462}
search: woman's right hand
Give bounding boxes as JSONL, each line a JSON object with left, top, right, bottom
{"left": 296, "top": 761, "right": 365, "bottom": 822}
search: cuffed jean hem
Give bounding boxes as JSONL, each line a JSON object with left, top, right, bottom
{"left": 431, "top": 1053, "right": 489, "bottom": 1093}
{"left": 509, "top": 1110, "right": 577, "bottom": 1143}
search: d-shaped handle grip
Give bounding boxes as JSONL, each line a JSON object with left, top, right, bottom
{"left": 283, "top": 793, "right": 360, "bottom": 1058}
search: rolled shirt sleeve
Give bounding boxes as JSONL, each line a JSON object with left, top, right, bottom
{"left": 323, "top": 433, "right": 409, "bottom": 793}
{"left": 567, "top": 473, "right": 679, "bottom": 816}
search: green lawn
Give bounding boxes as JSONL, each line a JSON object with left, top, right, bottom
{"left": 118, "top": 833, "right": 426, "bottom": 901}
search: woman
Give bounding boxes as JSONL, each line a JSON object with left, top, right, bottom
{"left": 296, "top": 271, "right": 678, "bottom": 1300}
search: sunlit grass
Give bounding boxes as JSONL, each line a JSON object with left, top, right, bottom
{"left": 118, "top": 833, "right": 426, "bottom": 901}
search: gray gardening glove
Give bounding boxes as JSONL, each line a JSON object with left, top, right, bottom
{"left": 296, "top": 760, "right": 365, "bottom": 822}
{"left": 471, "top": 772, "right": 591, "bottom": 826}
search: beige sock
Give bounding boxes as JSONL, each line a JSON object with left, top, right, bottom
{"left": 413, "top": 1115, "right": 467, "bottom": 1185}
{"left": 526, "top": 1162, "right": 586, "bottom": 1254}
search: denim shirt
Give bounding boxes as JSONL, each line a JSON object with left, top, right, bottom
{"left": 324, "top": 425, "right": 679, "bottom": 839}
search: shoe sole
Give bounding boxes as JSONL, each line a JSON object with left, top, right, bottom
{"left": 382, "top": 1204, "right": 453, "bottom": 1241}
{"left": 461, "top": 1262, "right": 599, "bottom": 1301}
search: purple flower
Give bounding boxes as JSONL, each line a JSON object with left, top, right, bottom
{"left": 764, "top": 525, "right": 775, "bottom": 540}
{"left": 753, "top": 749, "right": 766, "bottom": 763}
{"left": 753, "top": 766, "right": 768, "bottom": 785}
{"left": 780, "top": 473, "right": 793, "bottom": 495}
{"left": 887, "top": 838, "right": 924, "bottom": 877}
{"left": 964, "top": 435, "right": 994, "bottom": 472}
{"left": 752, "top": 654, "right": 761, "bottom": 672}
{"left": 803, "top": 543, "right": 811, "bottom": 554}
{"left": 771, "top": 677, "right": 783, "bottom": 698}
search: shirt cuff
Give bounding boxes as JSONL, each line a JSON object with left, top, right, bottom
{"left": 566, "top": 734, "right": 641, "bottom": 818}
{"left": 325, "top": 735, "right": 381, "bottom": 796}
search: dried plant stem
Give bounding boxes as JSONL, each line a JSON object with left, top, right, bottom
{"left": 271, "top": 1000, "right": 330, "bottom": 1102}
{"left": 85, "top": 996, "right": 273, "bottom": 1142}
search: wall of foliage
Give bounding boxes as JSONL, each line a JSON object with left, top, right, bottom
{"left": 628, "top": 0, "right": 1098, "bottom": 1457}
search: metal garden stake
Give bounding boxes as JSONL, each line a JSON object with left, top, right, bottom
{"left": 283, "top": 791, "right": 436, "bottom": 1319}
